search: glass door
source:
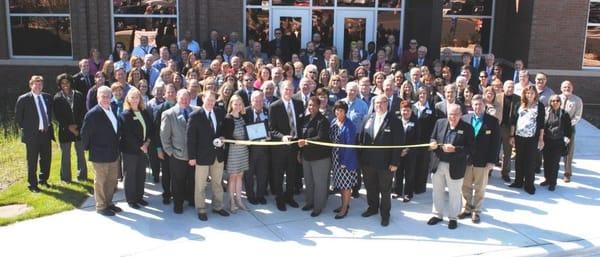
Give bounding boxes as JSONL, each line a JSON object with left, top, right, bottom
{"left": 334, "top": 10, "right": 375, "bottom": 60}
{"left": 271, "top": 9, "right": 311, "bottom": 54}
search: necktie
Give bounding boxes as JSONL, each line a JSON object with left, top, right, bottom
{"left": 286, "top": 101, "right": 296, "bottom": 137}
{"left": 255, "top": 111, "right": 261, "bottom": 123}
{"left": 84, "top": 74, "right": 91, "bottom": 88}
{"left": 37, "top": 95, "right": 49, "bottom": 130}
{"left": 208, "top": 111, "right": 215, "bottom": 133}
{"left": 388, "top": 97, "right": 392, "bottom": 111}
{"left": 183, "top": 108, "right": 189, "bottom": 121}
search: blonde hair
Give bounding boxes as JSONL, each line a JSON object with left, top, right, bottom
{"left": 123, "top": 87, "right": 146, "bottom": 111}
{"left": 227, "top": 95, "right": 246, "bottom": 115}
{"left": 29, "top": 75, "right": 44, "bottom": 85}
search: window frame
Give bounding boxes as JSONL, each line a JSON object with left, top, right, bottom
{"left": 5, "top": 0, "right": 73, "bottom": 59}
{"left": 110, "top": 0, "right": 180, "bottom": 51}
{"left": 583, "top": 0, "right": 600, "bottom": 69}
{"left": 441, "top": 0, "right": 496, "bottom": 55}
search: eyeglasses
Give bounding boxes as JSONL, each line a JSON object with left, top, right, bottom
{"left": 479, "top": 76, "right": 487, "bottom": 78}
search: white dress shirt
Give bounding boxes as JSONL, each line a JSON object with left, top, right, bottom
{"left": 101, "top": 106, "right": 118, "bottom": 133}
{"left": 206, "top": 109, "right": 217, "bottom": 133}
{"left": 33, "top": 93, "right": 48, "bottom": 130}
{"left": 374, "top": 112, "right": 387, "bottom": 136}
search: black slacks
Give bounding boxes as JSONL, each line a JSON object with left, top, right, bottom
{"left": 271, "top": 146, "right": 297, "bottom": 199}
{"left": 363, "top": 165, "right": 394, "bottom": 218}
{"left": 169, "top": 156, "right": 195, "bottom": 206}
{"left": 244, "top": 147, "right": 269, "bottom": 199}
{"left": 25, "top": 130, "right": 52, "bottom": 188}
{"left": 515, "top": 136, "right": 538, "bottom": 191}
{"left": 543, "top": 139, "right": 563, "bottom": 186}
{"left": 394, "top": 152, "right": 417, "bottom": 197}
{"left": 148, "top": 144, "right": 161, "bottom": 181}
{"left": 413, "top": 149, "right": 431, "bottom": 194}
{"left": 161, "top": 156, "right": 171, "bottom": 199}
{"left": 122, "top": 152, "right": 147, "bottom": 203}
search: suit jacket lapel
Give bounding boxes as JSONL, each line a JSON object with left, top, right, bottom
{"left": 374, "top": 114, "right": 389, "bottom": 141}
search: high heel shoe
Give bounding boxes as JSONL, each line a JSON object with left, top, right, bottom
{"left": 333, "top": 205, "right": 349, "bottom": 213}
{"left": 335, "top": 208, "right": 348, "bottom": 219}
{"left": 236, "top": 198, "right": 248, "bottom": 211}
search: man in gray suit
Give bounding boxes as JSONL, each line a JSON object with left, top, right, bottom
{"left": 160, "top": 89, "right": 199, "bottom": 214}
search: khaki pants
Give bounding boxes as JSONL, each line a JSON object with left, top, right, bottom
{"left": 432, "top": 162, "right": 463, "bottom": 220}
{"left": 194, "top": 159, "right": 225, "bottom": 213}
{"left": 563, "top": 127, "right": 576, "bottom": 176}
{"left": 92, "top": 161, "right": 119, "bottom": 210}
{"left": 500, "top": 125, "right": 512, "bottom": 176}
{"left": 462, "top": 165, "right": 490, "bottom": 214}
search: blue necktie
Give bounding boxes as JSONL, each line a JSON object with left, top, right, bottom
{"left": 38, "top": 95, "right": 49, "bottom": 130}
{"left": 183, "top": 108, "right": 189, "bottom": 121}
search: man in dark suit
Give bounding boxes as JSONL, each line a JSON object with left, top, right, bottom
{"left": 234, "top": 73, "right": 255, "bottom": 107}
{"left": 15, "top": 75, "right": 55, "bottom": 192}
{"left": 301, "top": 41, "right": 325, "bottom": 71}
{"left": 202, "top": 30, "right": 224, "bottom": 60}
{"left": 435, "top": 84, "right": 466, "bottom": 119}
{"left": 500, "top": 81, "right": 521, "bottom": 182}
{"left": 81, "top": 85, "right": 123, "bottom": 216}
{"left": 153, "top": 84, "right": 177, "bottom": 204}
{"left": 187, "top": 91, "right": 230, "bottom": 221}
{"left": 358, "top": 94, "right": 404, "bottom": 227}
{"left": 243, "top": 91, "right": 270, "bottom": 205}
{"left": 268, "top": 81, "right": 304, "bottom": 211}
{"left": 427, "top": 103, "right": 474, "bottom": 230}
{"left": 292, "top": 78, "right": 315, "bottom": 111}
{"left": 471, "top": 45, "right": 485, "bottom": 74}
{"left": 72, "top": 59, "right": 95, "bottom": 98}
{"left": 393, "top": 101, "right": 420, "bottom": 202}
{"left": 459, "top": 95, "right": 500, "bottom": 224}
{"left": 368, "top": 78, "right": 400, "bottom": 114}
{"left": 415, "top": 46, "right": 431, "bottom": 70}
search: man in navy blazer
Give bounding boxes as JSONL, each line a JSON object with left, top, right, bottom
{"left": 81, "top": 85, "right": 123, "bottom": 216}
{"left": 15, "top": 75, "right": 55, "bottom": 192}
{"left": 187, "top": 91, "right": 230, "bottom": 221}
{"left": 358, "top": 94, "right": 404, "bottom": 227}
{"left": 301, "top": 41, "right": 325, "bottom": 71}
{"left": 427, "top": 103, "right": 474, "bottom": 229}
{"left": 459, "top": 95, "right": 500, "bottom": 223}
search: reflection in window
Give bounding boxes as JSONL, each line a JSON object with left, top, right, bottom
{"left": 378, "top": 0, "right": 402, "bottom": 8}
{"left": 312, "top": 9, "right": 334, "bottom": 47}
{"left": 272, "top": 0, "right": 309, "bottom": 6}
{"left": 377, "top": 11, "right": 401, "bottom": 50}
{"left": 313, "top": 0, "right": 334, "bottom": 6}
{"left": 584, "top": 26, "right": 600, "bottom": 67}
{"left": 442, "top": 0, "right": 492, "bottom": 16}
{"left": 246, "top": 0, "right": 264, "bottom": 5}
{"left": 590, "top": 3, "right": 600, "bottom": 24}
{"left": 337, "top": 0, "right": 375, "bottom": 8}
{"left": 246, "top": 9, "right": 270, "bottom": 49}
{"left": 441, "top": 17, "right": 491, "bottom": 54}
{"left": 10, "top": 16, "right": 72, "bottom": 56}
{"left": 113, "top": 0, "right": 177, "bottom": 15}
{"left": 114, "top": 18, "right": 178, "bottom": 50}
{"left": 342, "top": 18, "right": 367, "bottom": 58}
{"left": 9, "top": 0, "right": 70, "bottom": 13}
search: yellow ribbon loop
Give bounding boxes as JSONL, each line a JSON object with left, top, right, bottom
{"left": 222, "top": 139, "right": 431, "bottom": 149}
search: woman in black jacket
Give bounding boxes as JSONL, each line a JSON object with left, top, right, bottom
{"left": 119, "top": 88, "right": 153, "bottom": 209}
{"left": 541, "top": 95, "right": 572, "bottom": 191}
{"left": 412, "top": 87, "right": 436, "bottom": 194}
{"left": 298, "top": 96, "right": 331, "bottom": 217}
{"left": 53, "top": 73, "right": 87, "bottom": 182}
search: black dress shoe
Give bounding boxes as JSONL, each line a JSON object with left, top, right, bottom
{"left": 361, "top": 209, "right": 378, "bottom": 217}
{"left": 525, "top": 187, "right": 536, "bottom": 195}
{"left": 457, "top": 212, "right": 471, "bottom": 220}
{"left": 502, "top": 175, "right": 511, "bottom": 183}
{"left": 108, "top": 205, "right": 122, "bottom": 213}
{"left": 549, "top": 185, "right": 556, "bottom": 191}
{"left": 174, "top": 204, "right": 183, "bottom": 214}
{"left": 198, "top": 213, "right": 208, "bottom": 221}
{"left": 381, "top": 217, "right": 390, "bottom": 227}
{"left": 138, "top": 199, "right": 149, "bottom": 206}
{"left": 310, "top": 211, "right": 321, "bottom": 217}
{"left": 97, "top": 209, "right": 115, "bottom": 216}
{"left": 448, "top": 220, "right": 458, "bottom": 229}
{"left": 286, "top": 198, "right": 299, "bottom": 208}
{"left": 163, "top": 197, "right": 171, "bottom": 205}
{"left": 351, "top": 190, "right": 360, "bottom": 198}
{"left": 540, "top": 180, "right": 549, "bottom": 186}
{"left": 333, "top": 205, "right": 349, "bottom": 213}
{"left": 28, "top": 186, "right": 41, "bottom": 193}
{"left": 535, "top": 169, "right": 541, "bottom": 174}
{"left": 508, "top": 182, "right": 523, "bottom": 188}
{"left": 247, "top": 197, "right": 258, "bottom": 205}
{"left": 257, "top": 197, "right": 267, "bottom": 205}
{"left": 427, "top": 216, "right": 443, "bottom": 225}
{"left": 472, "top": 213, "right": 480, "bottom": 224}
{"left": 128, "top": 202, "right": 140, "bottom": 209}
{"left": 153, "top": 176, "right": 159, "bottom": 183}
{"left": 212, "top": 209, "right": 230, "bottom": 217}
{"left": 392, "top": 193, "right": 401, "bottom": 199}
{"left": 334, "top": 209, "right": 348, "bottom": 219}
{"left": 276, "top": 198, "right": 287, "bottom": 211}
{"left": 301, "top": 204, "right": 313, "bottom": 211}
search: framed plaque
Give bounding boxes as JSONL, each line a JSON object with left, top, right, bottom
{"left": 246, "top": 122, "right": 268, "bottom": 141}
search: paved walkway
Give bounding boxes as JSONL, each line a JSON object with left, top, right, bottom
{"left": 1, "top": 121, "right": 599, "bottom": 257}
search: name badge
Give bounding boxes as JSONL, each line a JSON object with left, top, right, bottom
{"left": 457, "top": 130, "right": 464, "bottom": 134}
{"left": 426, "top": 110, "right": 432, "bottom": 114}
{"left": 133, "top": 116, "right": 139, "bottom": 121}
{"left": 485, "top": 130, "right": 491, "bottom": 135}
{"left": 407, "top": 122, "right": 414, "bottom": 127}
{"left": 384, "top": 128, "right": 391, "bottom": 132}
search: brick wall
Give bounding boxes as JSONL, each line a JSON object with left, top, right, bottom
{"left": 528, "top": 0, "right": 589, "bottom": 70}
{"left": 208, "top": 0, "right": 243, "bottom": 39}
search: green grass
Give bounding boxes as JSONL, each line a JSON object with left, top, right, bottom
{"left": 0, "top": 131, "right": 95, "bottom": 226}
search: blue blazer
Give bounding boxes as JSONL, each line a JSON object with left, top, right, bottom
{"left": 331, "top": 119, "right": 359, "bottom": 171}
{"left": 81, "top": 105, "right": 120, "bottom": 163}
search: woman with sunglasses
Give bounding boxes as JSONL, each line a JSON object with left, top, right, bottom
{"left": 541, "top": 95, "right": 572, "bottom": 191}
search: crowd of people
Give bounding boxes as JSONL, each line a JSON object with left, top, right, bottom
{"left": 14, "top": 29, "right": 584, "bottom": 229}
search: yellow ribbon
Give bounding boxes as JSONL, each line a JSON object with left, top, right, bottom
{"left": 222, "top": 139, "right": 431, "bottom": 149}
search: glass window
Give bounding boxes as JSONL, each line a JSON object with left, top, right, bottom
{"left": 113, "top": 1, "right": 178, "bottom": 51}
{"left": 246, "top": 0, "right": 264, "bottom": 5}
{"left": 7, "top": 0, "right": 72, "bottom": 57}
{"left": 312, "top": 9, "right": 334, "bottom": 47}
{"left": 377, "top": 11, "right": 401, "bottom": 50}
{"left": 441, "top": 17, "right": 491, "bottom": 54}
{"left": 113, "top": 0, "right": 177, "bottom": 15}
{"left": 442, "top": 0, "right": 493, "bottom": 16}
{"left": 378, "top": 0, "right": 402, "bottom": 8}
{"left": 585, "top": 1, "right": 600, "bottom": 67}
{"left": 337, "top": 0, "right": 375, "bottom": 8}
{"left": 8, "top": 0, "right": 70, "bottom": 13}
{"left": 246, "top": 8, "right": 270, "bottom": 47}
{"left": 272, "top": 0, "right": 309, "bottom": 6}
{"left": 313, "top": 0, "right": 334, "bottom": 6}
